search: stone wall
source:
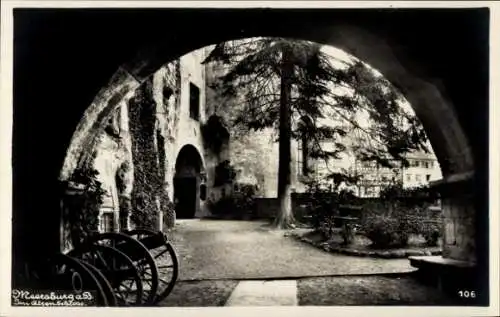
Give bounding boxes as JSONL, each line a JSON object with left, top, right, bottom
{"left": 91, "top": 101, "right": 134, "bottom": 231}
{"left": 436, "top": 174, "right": 476, "bottom": 263}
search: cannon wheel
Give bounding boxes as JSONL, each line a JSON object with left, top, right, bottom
{"left": 69, "top": 244, "right": 143, "bottom": 306}
{"left": 125, "top": 228, "right": 179, "bottom": 304}
{"left": 38, "top": 253, "right": 109, "bottom": 306}
{"left": 79, "top": 260, "right": 118, "bottom": 306}
{"left": 89, "top": 232, "right": 159, "bottom": 305}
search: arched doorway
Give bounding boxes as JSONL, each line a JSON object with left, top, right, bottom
{"left": 174, "top": 144, "right": 205, "bottom": 219}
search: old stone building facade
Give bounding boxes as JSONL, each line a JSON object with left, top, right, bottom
{"left": 87, "top": 48, "right": 220, "bottom": 234}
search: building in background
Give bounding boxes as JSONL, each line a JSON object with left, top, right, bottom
{"left": 293, "top": 121, "right": 443, "bottom": 197}
{"left": 90, "top": 47, "right": 216, "bottom": 232}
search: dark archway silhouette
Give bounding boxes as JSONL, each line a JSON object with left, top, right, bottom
{"left": 12, "top": 8, "right": 489, "bottom": 301}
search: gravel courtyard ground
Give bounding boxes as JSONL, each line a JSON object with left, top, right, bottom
{"left": 167, "top": 219, "right": 415, "bottom": 281}
{"left": 158, "top": 219, "right": 462, "bottom": 307}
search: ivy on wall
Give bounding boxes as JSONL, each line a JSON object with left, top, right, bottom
{"left": 128, "top": 74, "right": 178, "bottom": 230}
{"left": 128, "top": 78, "right": 162, "bottom": 229}
{"left": 157, "top": 129, "right": 176, "bottom": 229}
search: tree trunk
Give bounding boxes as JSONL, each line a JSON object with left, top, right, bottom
{"left": 274, "top": 45, "right": 295, "bottom": 229}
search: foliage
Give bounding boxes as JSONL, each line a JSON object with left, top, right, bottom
{"left": 379, "top": 183, "right": 440, "bottom": 205}
{"left": 362, "top": 215, "right": 406, "bottom": 248}
{"left": 360, "top": 194, "right": 442, "bottom": 248}
{"left": 203, "top": 38, "right": 430, "bottom": 229}
{"left": 214, "top": 160, "right": 237, "bottom": 186}
{"left": 66, "top": 167, "right": 106, "bottom": 246}
{"left": 128, "top": 78, "right": 162, "bottom": 229}
{"left": 207, "top": 183, "right": 258, "bottom": 219}
{"left": 161, "top": 194, "right": 176, "bottom": 230}
{"left": 361, "top": 182, "right": 442, "bottom": 247}
{"left": 233, "top": 183, "right": 258, "bottom": 217}
{"left": 303, "top": 180, "right": 357, "bottom": 240}
{"left": 421, "top": 222, "right": 442, "bottom": 246}
{"left": 325, "top": 169, "right": 363, "bottom": 192}
{"left": 203, "top": 38, "right": 429, "bottom": 170}
{"left": 201, "top": 115, "right": 230, "bottom": 154}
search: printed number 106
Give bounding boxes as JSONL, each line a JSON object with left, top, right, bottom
{"left": 458, "top": 290, "right": 476, "bottom": 298}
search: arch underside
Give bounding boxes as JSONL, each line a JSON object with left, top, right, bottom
{"left": 13, "top": 9, "right": 488, "bottom": 282}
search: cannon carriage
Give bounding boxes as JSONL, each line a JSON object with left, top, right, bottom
{"left": 16, "top": 181, "right": 179, "bottom": 307}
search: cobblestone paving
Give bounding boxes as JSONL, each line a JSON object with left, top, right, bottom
{"left": 167, "top": 219, "right": 415, "bottom": 281}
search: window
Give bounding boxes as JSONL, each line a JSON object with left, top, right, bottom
{"left": 189, "top": 82, "right": 200, "bottom": 120}
{"left": 366, "top": 187, "right": 374, "bottom": 196}
{"left": 426, "top": 174, "right": 431, "bottom": 181}
{"left": 100, "top": 212, "right": 114, "bottom": 233}
{"left": 406, "top": 174, "right": 411, "bottom": 181}
{"left": 424, "top": 161, "right": 429, "bottom": 168}
{"left": 416, "top": 174, "right": 421, "bottom": 182}
{"left": 429, "top": 161, "right": 434, "bottom": 169}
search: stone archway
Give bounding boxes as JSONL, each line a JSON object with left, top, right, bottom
{"left": 60, "top": 22, "right": 479, "bottom": 263}
{"left": 12, "top": 9, "right": 489, "bottom": 298}
{"left": 174, "top": 144, "right": 206, "bottom": 219}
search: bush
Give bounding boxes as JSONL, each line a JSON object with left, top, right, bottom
{"left": 421, "top": 221, "right": 442, "bottom": 246}
{"left": 301, "top": 181, "right": 358, "bottom": 240}
{"left": 207, "top": 196, "right": 233, "bottom": 217}
{"left": 65, "top": 167, "right": 105, "bottom": 247}
{"left": 208, "top": 183, "right": 257, "bottom": 219}
{"left": 161, "top": 194, "right": 176, "bottom": 229}
{"left": 317, "top": 216, "right": 336, "bottom": 240}
{"left": 360, "top": 198, "right": 443, "bottom": 248}
{"left": 363, "top": 215, "right": 409, "bottom": 248}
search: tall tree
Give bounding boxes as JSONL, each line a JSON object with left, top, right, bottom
{"left": 275, "top": 43, "right": 294, "bottom": 228}
{"left": 203, "top": 38, "right": 428, "bottom": 229}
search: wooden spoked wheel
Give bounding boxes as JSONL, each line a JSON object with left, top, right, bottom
{"left": 125, "top": 228, "right": 179, "bottom": 304}
{"left": 40, "top": 253, "right": 108, "bottom": 306}
{"left": 88, "top": 232, "right": 159, "bottom": 305}
{"left": 68, "top": 244, "right": 143, "bottom": 306}
{"left": 78, "top": 260, "right": 118, "bottom": 306}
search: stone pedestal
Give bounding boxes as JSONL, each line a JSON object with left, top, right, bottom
{"left": 409, "top": 171, "right": 485, "bottom": 303}
{"left": 434, "top": 171, "right": 476, "bottom": 263}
